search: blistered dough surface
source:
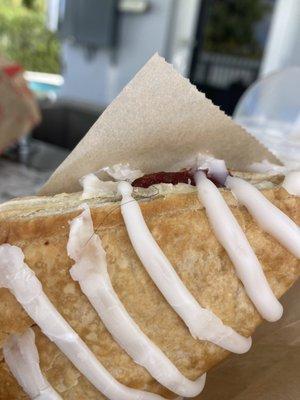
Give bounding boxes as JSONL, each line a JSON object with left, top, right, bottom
{"left": 0, "top": 188, "right": 299, "bottom": 399}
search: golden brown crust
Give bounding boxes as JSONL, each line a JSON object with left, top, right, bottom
{"left": 0, "top": 187, "right": 299, "bottom": 399}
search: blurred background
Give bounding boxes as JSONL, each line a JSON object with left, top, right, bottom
{"left": 0, "top": 0, "right": 300, "bottom": 201}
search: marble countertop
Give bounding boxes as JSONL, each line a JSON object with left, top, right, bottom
{"left": 0, "top": 140, "right": 69, "bottom": 203}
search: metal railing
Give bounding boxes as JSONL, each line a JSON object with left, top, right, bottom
{"left": 194, "top": 52, "right": 261, "bottom": 88}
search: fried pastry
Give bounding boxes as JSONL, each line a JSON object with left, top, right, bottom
{"left": 0, "top": 170, "right": 299, "bottom": 399}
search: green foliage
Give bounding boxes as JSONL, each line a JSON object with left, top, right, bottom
{"left": 22, "top": 0, "right": 37, "bottom": 9}
{"left": 204, "top": 0, "right": 270, "bottom": 58}
{"left": 0, "top": 0, "right": 60, "bottom": 73}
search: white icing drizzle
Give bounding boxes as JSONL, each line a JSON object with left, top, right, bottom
{"left": 282, "top": 171, "right": 300, "bottom": 196}
{"left": 80, "top": 173, "right": 117, "bottom": 199}
{"left": 248, "top": 160, "right": 288, "bottom": 175}
{"left": 3, "top": 328, "right": 62, "bottom": 400}
{"left": 226, "top": 176, "right": 300, "bottom": 259}
{"left": 197, "top": 155, "right": 228, "bottom": 185}
{"left": 102, "top": 163, "right": 144, "bottom": 182}
{"left": 118, "top": 181, "right": 252, "bottom": 354}
{"left": 0, "top": 244, "right": 166, "bottom": 400}
{"left": 67, "top": 205, "right": 206, "bottom": 398}
{"left": 195, "top": 171, "right": 283, "bottom": 322}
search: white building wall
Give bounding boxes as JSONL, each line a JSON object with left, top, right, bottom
{"left": 59, "top": 0, "right": 200, "bottom": 107}
{"left": 260, "top": 0, "right": 300, "bottom": 76}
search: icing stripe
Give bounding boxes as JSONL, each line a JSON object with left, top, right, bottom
{"left": 67, "top": 205, "right": 206, "bottom": 398}
{"left": 3, "top": 328, "right": 62, "bottom": 400}
{"left": 226, "top": 176, "right": 300, "bottom": 259}
{"left": 118, "top": 181, "right": 251, "bottom": 354}
{"left": 282, "top": 171, "right": 300, "bottom": 196}
{"left": 195, "top": 171, "right": 283, "bottom": 322}
{"left": 0, "top": 244, "right": 166, "bottom": 400}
